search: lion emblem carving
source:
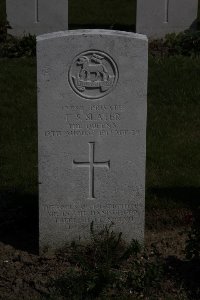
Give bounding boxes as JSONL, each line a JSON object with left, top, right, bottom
{"left": 77, "top": 54, "right": 109, "bottom": 82}
{"left": 69, "top": 50, "right": 118, "bottom": 99}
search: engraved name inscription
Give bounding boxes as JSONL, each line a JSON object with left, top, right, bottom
{"left": 44, "top": 103, "right": 140, "bottom": 138}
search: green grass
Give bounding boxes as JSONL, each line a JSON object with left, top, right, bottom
{"left": 0, "top": 56, "right": 199, "bottom": 210}
{"left": 69, "top": 0, "right": 136, "bottom": 28}
{"left": 146, "top": 56, "right": 200, "bottom": 209}
{"left": 0, "top": 58, "right": 37, "bottom": 194}
{"left": 147, "top": 56, "right": 200, "bottom": 188}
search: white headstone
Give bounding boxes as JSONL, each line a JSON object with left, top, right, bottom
{"left": 136, "top": 0, "right": 198, "bottom": 38}
{"left": 6, "top": 0, "right": 68, "bottom": 36}
{"left": 37, "top": 29, "right": 148, "bottom": 250}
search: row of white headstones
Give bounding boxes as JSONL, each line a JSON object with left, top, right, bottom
{"left": 6, "top": 0, "right": 198, "bottom": 38}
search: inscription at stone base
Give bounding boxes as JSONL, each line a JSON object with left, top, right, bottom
{"left": 42, "top": 203, "right": 143, "bottom": 229}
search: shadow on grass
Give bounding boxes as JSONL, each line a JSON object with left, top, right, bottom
{"left": 69, "top": 24, "right": 135, "bottom": 32}
{"left": 0, "top": 186, "right": 199, "bottom": 254}
{"left": 166, "top": 256, "right": 200, "bottom": 300}
{"left": 147, "top": 186, "right": 200, "bottom": 209}
{"left": 0, "top": 189, "right": 38, "bottom": 254}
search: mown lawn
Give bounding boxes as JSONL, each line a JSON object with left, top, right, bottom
{"left": 69, "top": 0, "right": 136, "bottom": 29}
{"left": 0, "top": 58, "right": 37, "bottom": 195}
{"left": 147, "top": 56, "right": 200, "bottom": 209}
{"left": 0, "top": 56, "right": 200, "bottom": 210}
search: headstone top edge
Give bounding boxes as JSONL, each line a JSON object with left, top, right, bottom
{"left": 36, "top": 29, "right": 148, "bottom": 42}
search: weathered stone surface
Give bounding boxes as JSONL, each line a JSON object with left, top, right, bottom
{"left": 136, "top": 0, "right": 198, "bottom": 38}
{"left": 37, "top": 29, "right": 148, "bottom": 250}
{"left": 6, "top": 0, "right": 68, "bottom": 36}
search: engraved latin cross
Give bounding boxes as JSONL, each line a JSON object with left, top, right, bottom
{"left": 164, "top": 0, "right": 169, "bottom": 23}
{"left": 35, "top": 0, "right": 39, "bottom": 23}
{"left": 73, "top": 142, "right": 110, "bottom": 199}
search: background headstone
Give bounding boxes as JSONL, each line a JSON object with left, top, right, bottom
{"left": 37, "top": 29, "right": 148, "bottom": 250}
{"left": 136, "top": 0, "right": 198, "bottom": 38}
{"left": 6, "top": 0, "right": 68, "bottom": 36}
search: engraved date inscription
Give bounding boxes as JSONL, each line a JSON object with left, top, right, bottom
{"left": 42, "top": 203, "right": 142, "bottom": 229}
{"left": 44, "top": 103, "right": 140, "bottom": 137}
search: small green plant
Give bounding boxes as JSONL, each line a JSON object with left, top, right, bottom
{"left": 51, "top": 224, "right": 164, "bottom": 299}
{"left": 165, "top": 31, "right": 200, "bottom": 56}
{"left": 0, "top": 34, "right": 36, "bottom": 58}
{"left": 0, "top": 20, "right": 11, "bottom": 43}
{"left": 149, "top": 30, "right": 200, "bottom": 57}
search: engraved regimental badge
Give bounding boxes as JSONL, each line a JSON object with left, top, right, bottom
{"left": 69, "top": 50, "right": 118, "bottom": 99}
